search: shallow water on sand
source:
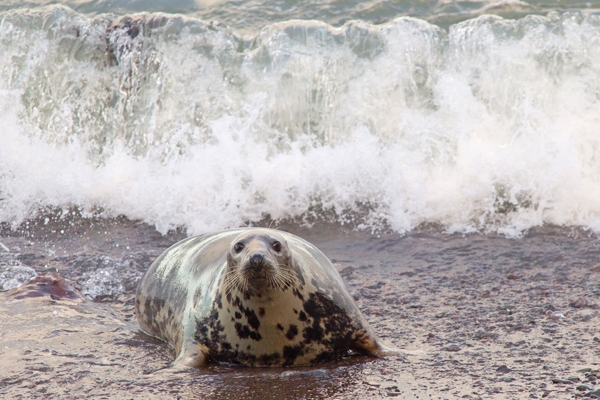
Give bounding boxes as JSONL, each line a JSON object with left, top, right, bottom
{"left": 1, "top": 216, "right": 599, "bottom": 399}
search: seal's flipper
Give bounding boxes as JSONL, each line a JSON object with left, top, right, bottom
{"left": 172, "top": 342, "right": 209, "bottom": 369}
{"left": 351, "top": 330, "right": 404, "bottom": 358}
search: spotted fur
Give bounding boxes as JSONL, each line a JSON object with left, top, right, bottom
{"left": 135, "top": 228, "right": 387, "bottom": 367}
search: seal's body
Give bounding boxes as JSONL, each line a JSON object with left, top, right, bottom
{"left": 135, "top": 228, "right": 388, "bottom": 367}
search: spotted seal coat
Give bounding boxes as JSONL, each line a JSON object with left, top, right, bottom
{"left": 135, "top": 228, "right": 392, "bottom": 367}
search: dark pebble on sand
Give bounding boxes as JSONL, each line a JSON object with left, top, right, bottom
{"left": 442, "top": 345, "right": 461, "bottom": 352}
{"left": 552, "top": 378, "right": 573, "bottom": 384}
{"left": 496, "top": 365, "right": 512, "bottom": 374}
{"left": 569, "top": 298, "right": 589, "bottom": 308}
{"left": 587, "top": 389, "right": 600, "bottom": 398}
{"left": 577, "top": 384, "right": 593, "bottom": 391}
{"left": 594, "top": 337, "right": 600, "bottom": 342}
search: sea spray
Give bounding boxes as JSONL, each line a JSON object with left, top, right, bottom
{"left": 2, "top": 6, "right": 600, "bottom": 236}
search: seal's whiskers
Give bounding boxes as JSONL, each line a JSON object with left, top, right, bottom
{"left": 270, "top": 266, "right": 298, "bottom": 290}
{"left": 222, "top": 270, "right": 248, "bottom": 294}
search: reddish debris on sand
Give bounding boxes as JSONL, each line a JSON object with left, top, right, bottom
{"left": 7, "top": 273, "right": 84, "bottom": 301}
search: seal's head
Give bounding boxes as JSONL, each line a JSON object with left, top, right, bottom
{"left": 224, "top": 230, "right": 298, "bottom": 296}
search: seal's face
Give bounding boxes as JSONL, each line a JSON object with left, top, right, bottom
{"left": 224, "top": 231, "right": 297, "bottom": 296}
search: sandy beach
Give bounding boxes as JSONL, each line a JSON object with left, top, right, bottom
{"left": 1, "top": 216, "right": 598, "bottom": 399}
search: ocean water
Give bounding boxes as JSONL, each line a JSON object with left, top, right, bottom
{"left": 2, "top": 2, "right": 600, "bottom": 237}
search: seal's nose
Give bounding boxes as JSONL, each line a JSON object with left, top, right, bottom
{"left": 247, "top": 254, "right": 264, "bottom": 272}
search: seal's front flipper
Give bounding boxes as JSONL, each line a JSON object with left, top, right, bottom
{"left": 358, "top": 339, "right": 425, "bottom": 360}
{"left": 172, "top": 341, "right": 209, "bottom": 369}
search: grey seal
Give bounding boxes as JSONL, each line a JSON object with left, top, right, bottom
{"left": 135, "top": 228, "right": 392, "bottom": 367}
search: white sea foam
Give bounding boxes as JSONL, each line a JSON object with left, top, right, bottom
{"left": 0, "top": 263, "right": 37, "bottom": 291}
{"left": 1, "top": 6, "right": 600, "bottom": 236}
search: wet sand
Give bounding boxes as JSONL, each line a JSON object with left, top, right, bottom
{"left": 1, "top": 216, "right": 599, "bottom": 399}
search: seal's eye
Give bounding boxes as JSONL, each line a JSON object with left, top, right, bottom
{"left": 272, "top": 241, "right": 282, "bottom": 252}
{"left": 234, "top": 242, "right": 244, "bottom": 253}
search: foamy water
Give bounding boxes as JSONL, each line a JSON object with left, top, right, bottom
{"left": 2, "top": 6, "right": 600, "bottom": 236}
